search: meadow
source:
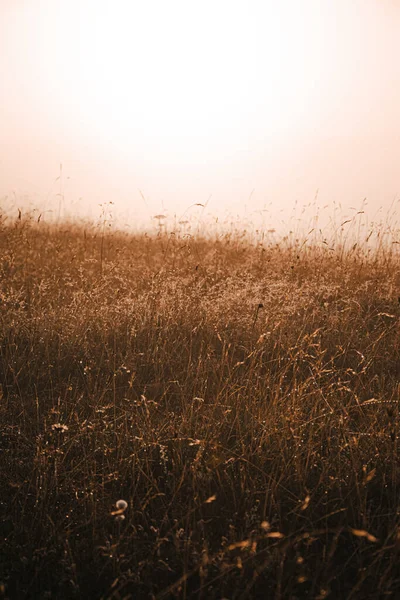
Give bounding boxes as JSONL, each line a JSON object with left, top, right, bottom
{"left": 1, "top": 208, "right": 400, "bottom": 599}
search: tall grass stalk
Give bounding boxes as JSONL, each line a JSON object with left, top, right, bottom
{"left": 1, "top": 208, "right": 400, "bottom": 598}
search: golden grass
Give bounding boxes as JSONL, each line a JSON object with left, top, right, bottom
{"left": 1, "top": 209, "right": 400, "bottom": 599}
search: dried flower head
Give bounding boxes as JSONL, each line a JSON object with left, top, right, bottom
{"left": 51, "top": 423, "right": 69, "bottom": 433}
{"left": 111, "top": 499, "right": 128, "bottom": 518}
{"left": 116, "top": 499, "right": 128, "bottom": 511}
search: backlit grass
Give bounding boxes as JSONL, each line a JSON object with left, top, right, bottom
{"left": 1, "top": 210, "right": 400, "bottom": 599}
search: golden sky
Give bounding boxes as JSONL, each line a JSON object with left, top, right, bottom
{"left": 0, "top": 0, "right": 399, "bottom": 229}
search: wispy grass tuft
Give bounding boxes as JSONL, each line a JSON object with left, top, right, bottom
{"left": 1, "top": 207, "right": 400, "bottom": 598}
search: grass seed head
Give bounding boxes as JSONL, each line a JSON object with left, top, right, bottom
{"left": 116, "top": 499, "right": 128, "bottom": 511}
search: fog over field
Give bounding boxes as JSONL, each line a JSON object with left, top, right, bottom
{"left": 1, "top": 0, "right": 399, "bottom": 231}
{"left": 2, "top": 2, "right": 400, "bottom": 599}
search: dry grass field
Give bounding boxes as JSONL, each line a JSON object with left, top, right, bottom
{"left": 1, "top": 209, "right": 400, "bottom": 599}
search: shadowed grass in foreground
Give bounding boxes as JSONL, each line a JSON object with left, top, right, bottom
{"left": 1, "top": 213, "right": 400, "bottom": 599}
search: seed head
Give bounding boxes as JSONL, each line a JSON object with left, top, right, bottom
{"left": 116, "top": 499, "right": 128, "bottom": 511}
{"left": 51, "top": 423, "right": 69, "bottom": 433}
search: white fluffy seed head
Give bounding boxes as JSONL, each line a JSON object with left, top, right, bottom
{"left": 116, "top": 499, "right": 128, "bottom": 511}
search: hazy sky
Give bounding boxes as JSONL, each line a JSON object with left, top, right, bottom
{"left": 1, "top": 0, "right": 399, "bottom": 230}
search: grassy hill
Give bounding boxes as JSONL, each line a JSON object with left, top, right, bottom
{"left": 1, "top": 212, "right": 400, "bottom": 599}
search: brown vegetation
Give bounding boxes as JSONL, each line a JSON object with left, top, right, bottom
{"left": 1, "top": 210, "right": 400, "bottom": 599}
